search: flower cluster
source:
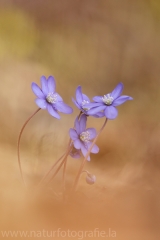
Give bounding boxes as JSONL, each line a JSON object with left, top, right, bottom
{"left": 74, "top": 83, "right": 133, "bottom": 120}
{"left": 29, "top": 76, "right": 133, "bottom": 189}
{"left": 31, "top": 76, "right": 133, "bottom": 164}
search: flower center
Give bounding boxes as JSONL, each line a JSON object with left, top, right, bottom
{"left": 81, "top": 100, "right": 90, "bottom": 111}
{"left": 80, "top": 131, "right": 90, "bottom": 142}
{"left": 102, "top": 94, "right": 113, "bottom": 105}
{"left": 46, "top": 93, "right": 57, "bottom": 104}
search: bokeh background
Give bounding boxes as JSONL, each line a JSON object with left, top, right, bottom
{"left": 0, "top": 0, "right": 160, "bottom": 239}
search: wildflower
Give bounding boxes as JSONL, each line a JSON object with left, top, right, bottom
{"left": 72, "top": 86, "right": 104, "bottom": 118}
{"left": 31, "top": 76, "right": 73, "bottom": 119}
{"left": 86, "top": 82, "right": 133, "bottom": 119}
{"left": 69, "top": 114, "right": 99, "bottom": 161}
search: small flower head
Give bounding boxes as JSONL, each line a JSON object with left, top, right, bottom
{"left": 31, "top": 76, "right": 73, "bottom": 119}
{"left": 72, "top": 86, "right": 104, "bottom": 118}
{"left": 69, "top": 114, "right": 99, "bottom": 161}
{"left": 86, "top": 174, "right": 96, "bottom": 185}
{"left": 85, "top": 82, "right": 133, "bottom": 120}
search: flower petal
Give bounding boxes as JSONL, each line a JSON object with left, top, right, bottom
{"left": 40, "top": 76, "right": 48, "bottom": 96}
{"left": 91, "top": 144, "right": 99, "bottom": 154}
{"left": 87, "top": 142, "right": 99, "bottom": 154}
{"left": 31, "top": 82, "right": 45, "bottom": 99}
{"left": 55, "top": 93, "right": 63, "bottom": 102}
{"left": 74, "top": 117, "right": 80, "bottom": 134}
{"left": 35, "top": 99, "right": 47, "bottom": 109}
{"left": 76, "top": 86, "right": 83, "bottom": 105}
{"left": 113, "top": 95, "right": 133, "bottom": 106}
{"left": 72, "top": 98, "right": 81, "bottom": 110}
{"left": 74, "top": 139, "right": 82, "bottom": 149}
{"left": 93, "top": 96, "right": 103, "bottom": 103}
{"left": 87, "top": 105, "right": 106, "bottom": 115}
{"left": 111, "top": 82, "right": 124, "bottom": 99}
{"left": 85, "top": 102, "right": 102, "bottom": 108}
{"left": 93, "top": 112, "right": 105, "bottom": 118}
{"left": 86, "top": 128, "right": 97, "bottom": 140}
{"left": 79, "top": 114, "right": 87, "bottom": 133}
{"left": 104, "top": 106, "right": 118, "bottom": 119}
{"left": 81, "top": 144, "right": 90, "bottom": 161}
{"left": 69, "top": 129, "right": 78, "bottom": 140}
{"left": 47, "top": 104, "right": 60, "bottom": 119}
{"left": 82, "top": 93, "right": 90, "bottom": 102}
{"left": 55, "top": 102, "right": 73, "bottom": 114}
{"left": 47, "top": 76, "right": 56, "bottom": 93}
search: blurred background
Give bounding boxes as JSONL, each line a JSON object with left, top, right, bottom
{"left": 0, "top": 0, "right": 160, "bottom": 239}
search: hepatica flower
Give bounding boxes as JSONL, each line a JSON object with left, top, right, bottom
{"left": 31, "top": 76, "right": 73, "bottom": 119}
{"left": 69, "top": 114, "right": 99, "bottom": 161}
{"left": 86, "top": 82, "right": 133, "bottom": 120}
{"left": 72, "top": 86, "right": 104, "bottom": 118}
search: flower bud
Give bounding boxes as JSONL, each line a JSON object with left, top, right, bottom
{"left": 86, "top": 174, "right": 96, "bottom": 185}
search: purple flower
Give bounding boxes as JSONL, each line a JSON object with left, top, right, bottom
{"left": 69, "top": 114, "right": 99, "bottom": 161}
{"left": 72, "top": 86, "right": 104, "bottom": 118}
{"left": 31, "top": 76, "right": 73, "bottom": 119}
{"left": 70, "top": 147, "right": 81, "bottom": 159}
{"left": 85, "top": 83, "right": 133, "bottom": 120}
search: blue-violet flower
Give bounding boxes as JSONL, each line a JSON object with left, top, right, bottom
{"left": 72, "top": 86, "right": 104, "bottom": 118}
{"left": 86, "top": 82, "right": 133, "bottom": 119}
{"left": 31, "top": 76, "right": 73, "bottom": 119}
{"left": 69, "top": 114, "right": 99, "bottom": 161}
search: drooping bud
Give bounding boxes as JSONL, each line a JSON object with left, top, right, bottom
{"left": 86, "top": 174, "right": 96, "bottom": 185}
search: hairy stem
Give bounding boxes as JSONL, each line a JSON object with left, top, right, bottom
{"left": 17, "top": 108, "right": 41, "bottom": 185}
{"left": 47, "top": 144, "right": 72, "bottom": 185}
{"left": 61, "top": 111, "right": 82, "bottom": 198}
{"left": 38, "top": 138, "right": 72, "bottom": 186}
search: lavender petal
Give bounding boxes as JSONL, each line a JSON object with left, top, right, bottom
{"left": 47, "top": 76, "right": 56, "bottom": 93}
{"left": 93, "top": 96, "right": 103, "bottom": 103}
{"left": 79, "top": 114, "right": 87, "bottom": 133}
{"left": 87, "top": 105, "right": 106, "bottom": 115}
{"left": 72, "top": 98, "right": 81, "bottom": 110}
{"left": 47, "top": 104, "right": 60, "bottom": 119}
{"left": 94, "top": 112, "right": 105, "bottom": 118}
{"left": 104, "top": 106, "right": 118, "bottom": 119}
{"left": 76, "top": 86, "right": 83, "bottom": 105}
{"left": 31, "top": 82, "right": 45, "bottom": 99}
{"left": 113, "top": 95, "right": 133, "bottom": 106}
{"left": 55, "top": 102, "right": 73, "bottom": 114}
{"left": 55, "top": 93, "right": 63, "bottom": 102}
{"left": 85, "top": 102, "right": 102, "bottom": 108}
{"left": 69, "top": 129, "right": 78, "bottom": 140}
{"left": 74, "top": 117, "right": 80, "bottom": 134}
{"left": 86, "top": 128, "right": 97, "bottom": 140}
{"left": 40, "top": 76, "right": 48, "bottom": 96}
{"left": 35, "top": 99, "right": 47, "bottom": 109}
{"left": 73, "top": 139, "right": 82, "bottom": 149}
{"left": 111, "top": 82, "right": 124, "bottom": 99}
{"left": 82, "top": 93, "right": 90, "bottom": 102}
{"left": 81, "top": 144, "right": 90, "bottom": 161}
